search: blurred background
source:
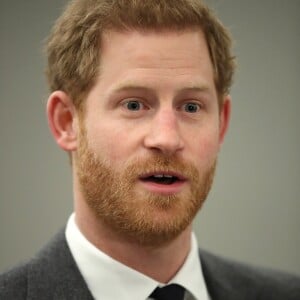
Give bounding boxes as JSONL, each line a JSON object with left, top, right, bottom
{"left": 1, "top": 0, "right": 299, "bottom": 274}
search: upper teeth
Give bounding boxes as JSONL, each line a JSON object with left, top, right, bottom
{"left": 153, "top": 174, "right": 173, "bottom": 178}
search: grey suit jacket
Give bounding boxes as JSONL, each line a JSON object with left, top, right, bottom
{"left": 0, "top": 229, "right": 299, "bottom": 299}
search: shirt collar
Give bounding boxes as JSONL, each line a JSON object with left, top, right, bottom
{"left": 65, "top": 213, "right": 210, "bottom": 300}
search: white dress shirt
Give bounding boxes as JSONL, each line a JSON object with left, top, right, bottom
{"left": 65, "top": 213, "right": 210, "bottom": 300}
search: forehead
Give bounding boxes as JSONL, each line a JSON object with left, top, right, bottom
{"left": 101, "top": 29, "right": 212, "bottom": 69}
{"left": 93, "top": 29, "right": 216, "bottom": 97}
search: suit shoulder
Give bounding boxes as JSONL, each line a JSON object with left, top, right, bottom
{"left": 0, "top": 229, "right": 67, "bottom": 300}
{"left": 0, "top": 262, "right": 28, "bottom": 299}
{"left": 200, "top": 249, "right": 300, "bottom": 300}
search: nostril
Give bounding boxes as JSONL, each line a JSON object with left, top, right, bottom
{"left": 143, "top": 127, "right": 184, "bottom": 154}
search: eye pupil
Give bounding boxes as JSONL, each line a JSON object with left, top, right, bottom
{"left": 127, "top": 101, "right": 140, "bottom": 110}
{"left": 185, "top": 103, "right": 198, "bottom": 113}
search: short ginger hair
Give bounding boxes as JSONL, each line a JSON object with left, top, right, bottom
{"left": 46, "top": 0, "right": 235, "bottom": 109}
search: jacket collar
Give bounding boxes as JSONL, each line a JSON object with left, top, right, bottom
{"left": 26, "top": 228, "right": 258, "bottom": 300}
{"left": 27, "top": 229, "right": 94, "bottom": 300}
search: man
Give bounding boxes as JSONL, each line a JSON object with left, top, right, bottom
{"left": 0, "top": 0, "right": 299, "bottom": 299}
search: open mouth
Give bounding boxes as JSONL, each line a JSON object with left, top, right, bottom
{"left": 140, "top": 173, "right": 185, "bottom": 185}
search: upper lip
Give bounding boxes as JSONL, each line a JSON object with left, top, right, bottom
{"left": 139, "top": 171, "right": 187, "bottom": 181}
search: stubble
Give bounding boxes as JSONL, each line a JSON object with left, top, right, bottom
{"left": 76, "top": 123, "right": 216, "bottom": 247}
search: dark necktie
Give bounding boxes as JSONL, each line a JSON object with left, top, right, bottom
{"left": 149, "top": 283, "right": 185, "bottom": 300}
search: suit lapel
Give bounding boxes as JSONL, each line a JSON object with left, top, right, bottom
{"left": 25, "top": 229, "right": 261, "bottom": 300}
{"left": 27, "top": 229, "right": 94, "bottom": 300}
{"left": 199, "top": 249, "right": 247, "bottom": 300}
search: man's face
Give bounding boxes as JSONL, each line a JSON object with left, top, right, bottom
{"left": 75, "top": 29, "right": 229, "bottom": 246}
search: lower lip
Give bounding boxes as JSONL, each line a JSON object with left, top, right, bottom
{"left": 138, "top": 180, "right": 186, "bottom": 195}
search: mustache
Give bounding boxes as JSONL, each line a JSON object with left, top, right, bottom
{"left": 121, "top": 153, "right": 200, "bottom": 180}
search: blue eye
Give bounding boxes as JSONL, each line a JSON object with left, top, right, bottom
{"left": 184, "top": 103, "right": 200, "bottom": 113}
{"left": 125, "top": 100, "right": 142, "bottom": 111}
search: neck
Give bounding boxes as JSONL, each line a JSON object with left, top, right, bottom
{"left": 75, "top": 198, "right": 192, "bottom": 283}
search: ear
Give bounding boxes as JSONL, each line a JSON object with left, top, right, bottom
{"left": 218, "top": 95, "right": 231, "bottom": 146}
{"left": 46, "top": 91, "right": 78, "bottom": 152}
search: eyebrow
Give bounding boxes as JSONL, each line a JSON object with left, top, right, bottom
{"left": 112, "top": 84, "right": 153, "bottom": 94}
{"left": 177, "top": 86, "right": 211, "bottom": 94}
{"left": 110, "top": 83, "right": 212, "bottom": 96}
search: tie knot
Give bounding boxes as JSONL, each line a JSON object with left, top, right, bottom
{"left": 150, "top": 283, "right": 185, "bottom": 300}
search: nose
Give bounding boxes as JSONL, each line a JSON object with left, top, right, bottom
{"left": 143, "top": 108, "right": 184, "bottom": 155}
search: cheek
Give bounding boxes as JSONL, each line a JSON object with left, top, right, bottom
{"left": 196, "top": 138, "right": 219, "bottom": 159}
{"left": 188, "top": 129, "right": 220, "bottom": 166}
{"left": 88, "top": 123, "right": 135, "bottom": 163}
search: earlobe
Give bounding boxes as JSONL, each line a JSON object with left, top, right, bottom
{"left": 47, "top": 91, "right": 78, "bottom": 151}
{"left": 219, "top": 95, "right": 231, "bottom": 146}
